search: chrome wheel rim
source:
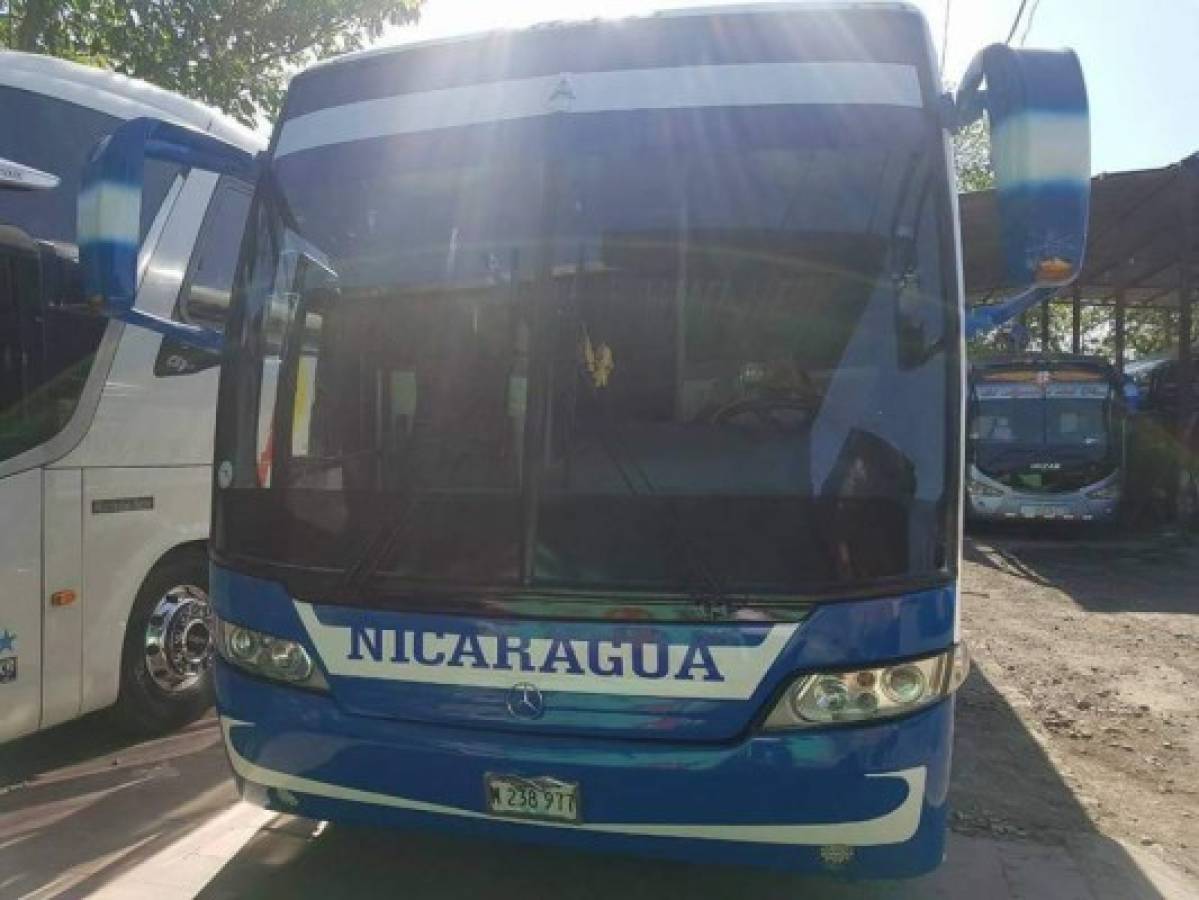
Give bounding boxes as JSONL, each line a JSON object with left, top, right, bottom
{"left": 144, "top": 584, "right": 214, "bottom": 694}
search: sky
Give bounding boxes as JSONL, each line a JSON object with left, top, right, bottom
{"left": 373, "top": 0, "right": 1199, "bottom": 175}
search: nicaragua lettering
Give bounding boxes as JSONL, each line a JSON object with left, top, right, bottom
{"left": 346, "top": 626, "right": 723, "bottom": 682}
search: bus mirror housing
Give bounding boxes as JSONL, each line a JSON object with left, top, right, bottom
{"left": 957, "top": 45, "right": 1090, "bottom": 292}
{"left": 77, "top": 117, "right": 258, "bottom": 353}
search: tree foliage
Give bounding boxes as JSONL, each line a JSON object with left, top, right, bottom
{"left": 969, "top": 301, "right": 1182, "bottom": 361}
{"left": 953, "top": 117, "right": 994, "bottom": 193}
{"left": 2, "top": 0, "right": 423, "bottom": 124}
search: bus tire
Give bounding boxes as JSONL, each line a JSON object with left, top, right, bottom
{"left": 112, "top": 547, "right": 214, "bottom": 735}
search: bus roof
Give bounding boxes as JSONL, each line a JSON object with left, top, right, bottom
{"left": 0, "top": 51, "right": 265, "bottom": 151}
{"left": 971, "top": 355, "right": 1118, "bottom": 380}
{"left": 276, "top": 1, "right": 933, "bottom": 145}
{"left": 292, "top": 1, "right": 926, "bottom": 86}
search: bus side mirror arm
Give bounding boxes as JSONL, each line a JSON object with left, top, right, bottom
{"left": 964, "top": 286, "right": 1055, "bottom": 340}
{"left": 953, "top": 55, "right": 988, "bottom": 129}
{"left": 77, "top": 117, "right": 259, "bottom": 354}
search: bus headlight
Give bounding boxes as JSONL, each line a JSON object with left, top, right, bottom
{"left": 216, "top": 619, "right": 328, "bottom": 691}
{"left": 968, "top": 478, "right": 1004, "bottom": 498}
{"left": 762, "top": 645, "right": 969, "bottom": 730}
{"left": 1087, "top": 482, "right": 1121, "bottom": 500}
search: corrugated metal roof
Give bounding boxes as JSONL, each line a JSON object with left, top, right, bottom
{"left": 961, "top": 152, "right": 1199, "bottom": 307}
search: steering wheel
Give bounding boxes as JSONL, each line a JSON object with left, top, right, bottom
{"left": 708, "top": 396, "right": 821, "bottom": 434}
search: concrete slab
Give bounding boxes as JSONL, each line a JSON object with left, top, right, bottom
{"left": 83, "top": 804, "right": 273, "bottom": 899}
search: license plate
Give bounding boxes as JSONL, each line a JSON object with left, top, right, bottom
{"left": 1020, "top": 505, "right": 1068, "bottom": 519}
{"left": 485, "top": 774, "right": 580, "bottom": 823}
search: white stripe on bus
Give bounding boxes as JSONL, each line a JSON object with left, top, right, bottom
{"left": 275, "top": 62, "right": 922, "bottom": 158}
{"left": 222, "top": 718, "right": 926, "bottom": 846}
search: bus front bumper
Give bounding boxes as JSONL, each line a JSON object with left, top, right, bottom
{"left": 215, "top": 663, "right": 953, "bottom": 879}
{"left": 967, "top": 491, "right": 1120, "bottom": 522}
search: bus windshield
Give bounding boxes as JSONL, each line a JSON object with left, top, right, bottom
{"left": 215, "top": 105, "right": 957, "bottom": 600}
{"left": 969, "top": 380, "right": 1117, "bottom": 490}
{"left": 971, "top": 383, "right": 1111, "bottom": 450}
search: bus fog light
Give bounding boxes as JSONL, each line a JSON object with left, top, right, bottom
{"left": 764, "top": 645, "right": 968, "bottom": 730}
{"left": 216, "top": 619, "right": 327, "bottom": 691}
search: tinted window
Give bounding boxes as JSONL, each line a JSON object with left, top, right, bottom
{"left": 0, "top": 87, "right": 180, "bottom": 462}
{"left": 178, "top": 178, "right": 253, "bottom": 329}
{"left": 0, "top": 229, "right": 106, "bottom": 461}
{"left": 0, "top": 87, "right": 179, "bottom": 245}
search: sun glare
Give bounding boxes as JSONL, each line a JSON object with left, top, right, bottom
{"left": 388, "top": 0, "right": 719, "bottom": 44}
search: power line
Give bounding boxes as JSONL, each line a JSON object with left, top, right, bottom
{"left": 1019, "top": 0, "right": 1044, "bottom": 45}
{"left": 940, "top": 0, "right": 953, "bottom": 75}
{"left": 1005, "top": 0, "right": 1030, "bottom": 43}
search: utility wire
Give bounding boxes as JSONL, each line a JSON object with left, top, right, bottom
{"left": 939, "top": 0, "right": 952, "bottom": 75}
{"left": 1005, "top": 0, "right": 1030, "bottom": 43}
{"left": 1019, "top": 0, "right": 1043, "bottom": 45}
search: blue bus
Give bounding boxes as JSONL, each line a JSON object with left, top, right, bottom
{"left": 967, "top": 355, "right": 1128, "bottom": 523}
{"left": 74, "top": 2, "right": 1091, "bottom": 879}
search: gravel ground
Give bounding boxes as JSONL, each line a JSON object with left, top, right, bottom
{"left": 956, "top": 529, "right": 1199, "bottom": 884}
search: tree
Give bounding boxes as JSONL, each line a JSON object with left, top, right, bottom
{"left": 2, "top": 0, "right": 423, "bottom": 124}
{"left": 953, "top": 117, "right": 993, "bottom": 193}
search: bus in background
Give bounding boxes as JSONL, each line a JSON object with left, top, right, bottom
{"left": 75, "top": 3, "right": 1091, "bottom": 879}
{"left": 966, "top": 356, "right": 1128, "bottom": 524}
{"left": 0, "top": 52, "right": 264, "bottom": 742}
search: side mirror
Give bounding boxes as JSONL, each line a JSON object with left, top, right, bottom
{"left": 958, "top": 45, "right": 1090, "bottom": 291}
{"left": 76, "top": 117, "right": 258, "bottom": 353}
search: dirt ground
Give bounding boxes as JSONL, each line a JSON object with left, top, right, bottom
{"left": 956, "top": 528, "right": 1199, "bottom": 884}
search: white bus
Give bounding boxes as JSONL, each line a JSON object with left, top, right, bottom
{"left": 0, "top": 52, "right": 264, "bottom": 741}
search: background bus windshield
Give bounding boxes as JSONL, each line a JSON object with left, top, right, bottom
{"left": 972, "top": 387, "right": 1109, "bottom": 447}
{"left": 215, "top": 104, "right": 956, "bottom": 599}
{"left": 970, "top": 381, "right": 1116, "bottom": 491}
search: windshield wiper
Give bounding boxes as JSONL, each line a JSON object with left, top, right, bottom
{"left": 339, "top": 487, "right": 423, "bottom": 593}
{"left": 587, "top": 412, "right": 731, "bottom": 606}
{"left": 568, "top": 329, "right": 731, "bottom": 607}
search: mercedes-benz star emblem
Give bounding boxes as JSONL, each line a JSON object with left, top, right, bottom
{"left": 506, "top": 682, "right": 546, "bottom": 720}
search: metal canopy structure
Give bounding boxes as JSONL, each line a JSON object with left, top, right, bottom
{"left": 961, "top": 150, "right": 1198, "bottom": 443}
{"left": 962, "top": 152, "right": 1199, "bottom": 310}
